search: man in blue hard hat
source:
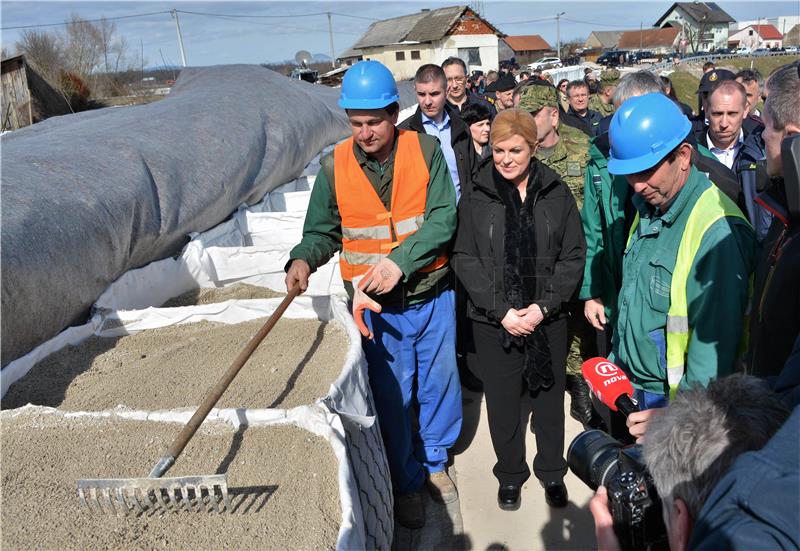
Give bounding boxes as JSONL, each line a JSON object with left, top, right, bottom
{"left": 605, "top": 92, "right": 755, "bottom": 435}
{"left": 284, "top": 60, "right": 461, "bottom": 529}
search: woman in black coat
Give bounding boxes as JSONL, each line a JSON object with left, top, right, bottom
{"left": 452, "top": 108, "right": 586, "bottom": 510}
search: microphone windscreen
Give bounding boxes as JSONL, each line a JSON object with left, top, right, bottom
{"left": 581, "top": 357, "right": 635, "bottom": 412}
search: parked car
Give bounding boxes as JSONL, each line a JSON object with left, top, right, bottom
{"left": 597, "top": 50, "right": 629, "bottom": 67}
{"left": 754, "top": 48, "right": 770, "bottom": 55}
{"left": 714, "top": 47, "right": 732, "bottom": 55}
{"left": 629, "top": 50, "right": 658, "bottom": 64}
{"left": 735, "top": 46, "right": 752, "bottom": 55}
{"left": 786, "top": 45, "right": 799, "bottom": 53}
{"left": 527, "top": 57, "right": 562, "bottom": 71}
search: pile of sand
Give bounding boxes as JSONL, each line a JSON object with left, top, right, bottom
{"left": 1, "top": 412, "right": 340, "bottom": 550}
{"left": 161, "top": 284, "right": 285, "bottom": 307}
{"left": 3, "top": 318, "right": 348, "bottom": 411}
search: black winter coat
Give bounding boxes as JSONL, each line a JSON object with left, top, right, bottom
{"left": 452, "top": 157, "right": 586, "bottom": 325}
{"left": 399, "top": 104, "right": 477, "bottom": 196}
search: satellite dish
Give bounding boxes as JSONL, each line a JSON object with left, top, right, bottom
{"left": 295, "top": 50, "right": 312, "bottom": 68}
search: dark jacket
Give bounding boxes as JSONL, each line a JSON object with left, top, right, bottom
{"left": 452, "top": 157, "right": 586, "bottom": 325}
{"left": 692, "top": 147, "right": 748, "bottom": 214}
{"left": 447, "top": 92, "right": 497, "bottom": 120}
{"left": 689, "top": 406, "right": 800, "bottom": 551}
{"left": 735, "top": 127, "right": 773, "bottom": 241}
{"left": 747, "top": 183, "right": 800, "bottom": 378}
{"left": 399, "top": 103, "right": 477, "bottom": 196}
{"left": 561, "top": 106, "right": 603, "bottom": 138}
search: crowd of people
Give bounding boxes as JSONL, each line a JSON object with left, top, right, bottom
{"left": 284, "top": 56, "right": 800, "bottom": 546}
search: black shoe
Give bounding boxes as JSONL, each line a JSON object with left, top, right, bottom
{"left": 543, "top": 481, "right": 568, "bottom": 508}
{"left": 497, "top": 484, "right": 521, "bottom": 511}
{"left": 568, "top": 375, "right": 594, "bottom": 425}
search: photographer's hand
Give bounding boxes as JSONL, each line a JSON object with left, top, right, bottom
{"left": 627, "top": 408, "right": 666, "bottom": 443}
{"left": 589, "top": 486, "right": 623, "bottom": 551}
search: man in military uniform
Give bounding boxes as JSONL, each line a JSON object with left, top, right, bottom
{"left": 518, "top": 81, "right": 595, "bottom": 424}
{"left": 588, "top": 69, "right": 619, "bottom": 117}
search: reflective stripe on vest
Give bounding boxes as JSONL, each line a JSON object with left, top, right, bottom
{"left": 333, "top": 130, "right": 449, "bottom": 282}
{"left": 626, "top": 185, "right": 750, "bottom": 400}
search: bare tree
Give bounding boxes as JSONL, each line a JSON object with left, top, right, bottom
{"left": 684, "top": 15, "right": 711, "bottom": 53}
{"left": 15, "top": 29, "right": 64, "bottom": 84}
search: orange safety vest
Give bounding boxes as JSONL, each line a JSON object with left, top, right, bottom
{"left": 333, "top": 129, "right": 449, "bottom": 282}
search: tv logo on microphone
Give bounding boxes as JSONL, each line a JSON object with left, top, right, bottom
{"left": 595, "top": 362, "right": 629, "bottom": 388}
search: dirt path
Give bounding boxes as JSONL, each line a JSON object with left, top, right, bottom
{"left": 1, "top": 412, "right": 340, "bottom": 550}
{"left": 3, "top": 318, "right": 347, "bottom": 411}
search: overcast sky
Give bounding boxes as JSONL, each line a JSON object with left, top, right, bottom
{"left": 2, "top": 1, "right": 797, "bottom": 68}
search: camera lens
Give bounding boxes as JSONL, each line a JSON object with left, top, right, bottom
{"left": 567, "top": 430, "right": 625, "bottom": 490}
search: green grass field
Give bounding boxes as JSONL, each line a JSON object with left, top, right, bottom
{"left": 668, "top": 55, "right": 799, "bottom": 116}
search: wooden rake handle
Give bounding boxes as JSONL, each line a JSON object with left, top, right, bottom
{"left": 166, "top": 285, "right": 302, "bottom": 461}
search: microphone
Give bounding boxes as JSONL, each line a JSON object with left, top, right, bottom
{"left": 581, "top": 357, "right": 639, "bottom": 418}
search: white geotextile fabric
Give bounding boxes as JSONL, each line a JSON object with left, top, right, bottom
{"left": 1, "top": 174, "right": 386, "bottom": 550}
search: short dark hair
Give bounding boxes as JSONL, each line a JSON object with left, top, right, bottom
{"left": 703, "top": 61, "right": 716, "bottom": 71}
{"left": 566, "top": 80, "right": 588, "bottom": 96}
{"left": 519, "top": 71, "right": 531, "bottom": 79}
{"left": 460, "top": 102, "right": 492, "bottom": 126}
{"left": 441, "top": 57, "right": 467, "bottom": 74}
{"left": 414, "top": 64, "right": 446, "bottom": 88}
{"left": 736, "top": 68, "right": 763, "bottom": 87}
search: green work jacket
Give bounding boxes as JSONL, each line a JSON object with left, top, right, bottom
{"left": 288, "top": 129, "right": 457, "bottom": 306}
{"left": 609, "top": 166, "right": 755, "bottom": 395}
{"left": 579, "top": 140, "right": 731, "bottom": 323}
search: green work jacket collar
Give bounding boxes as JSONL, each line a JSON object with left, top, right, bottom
{"left": 632, "top": 165, "right": 702, "bottom": 226}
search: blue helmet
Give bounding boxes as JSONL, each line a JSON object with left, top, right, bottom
{"left": 608, "top": 93, "right": 692, "bottom": 175}
{"left": 338, "top": 60, "right": 400, "bottom": 110}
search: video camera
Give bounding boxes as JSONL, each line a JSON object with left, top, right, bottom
{"left": 568, "top": 430, "right": 667, "bottom": 551}
{"left": 568, "top": 358, "right": 668, "bottom": 550}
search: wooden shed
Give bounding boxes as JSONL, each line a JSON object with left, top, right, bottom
{"left": 2, "top": 54, "right": 71, "bottom": 131}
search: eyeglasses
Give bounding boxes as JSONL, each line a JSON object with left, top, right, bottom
{"left": 447, "top": 77, "right": 466, "bottom": 84}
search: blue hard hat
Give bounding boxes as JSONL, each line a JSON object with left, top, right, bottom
{"left": 338, "top": 60, "right": 400, "bottom": 110}
{"left": 608, "top": 93, "right": 692, "bottom": 175}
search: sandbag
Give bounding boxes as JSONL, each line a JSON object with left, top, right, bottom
{"left": 1, "top": 65, "right": 352, "bottom": 366}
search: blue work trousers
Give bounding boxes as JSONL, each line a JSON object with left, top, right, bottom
{"left": 363, "top": 289, "right": 463, "bottom": 495}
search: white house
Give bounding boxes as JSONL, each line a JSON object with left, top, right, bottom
{"left": 655, "top": 2, "right": 735, "bottom": 53}
{"left": 339, "top": 6, "right": 506, "bottom": 79}
{"left": 728, "top": 24, "right": 784, "bottom": 50}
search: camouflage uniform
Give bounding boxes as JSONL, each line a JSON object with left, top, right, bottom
{"left": 518, "top": 84, "right": 595, "bottom": 421}
{"left": 588, "top": 69, "right": 620, "bottom": 117}
{"left": 518, "top": 85, "right": 591, "bottom": 208}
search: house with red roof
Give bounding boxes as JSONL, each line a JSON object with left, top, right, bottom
{"left": 502, "top": 35, "right": 553, "bottom": 65}
{"left": 728, "top": 24, "right": 783, "bottom": 49}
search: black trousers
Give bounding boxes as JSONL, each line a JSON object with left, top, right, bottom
{"left": 470, "top": 317, "right": 568, "bottom": 486}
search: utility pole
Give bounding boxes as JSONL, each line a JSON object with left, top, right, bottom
{"left": 556, "top": 12, "right": 566, "bottom": 59}
{"left": 640, "top": 22, "right": 643, "bottom": 50}
{"left": 171, "top": 9, "right": 187, "bottom": 67}
{"left": 327, "top": 13, "right": 336, "bottom": 69}
{"left": 140, "top": 38, "right": 144, "bottom": 80}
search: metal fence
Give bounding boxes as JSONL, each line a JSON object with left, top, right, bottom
{"left": 649, "top": 50, "right": 800, "bottom": 73}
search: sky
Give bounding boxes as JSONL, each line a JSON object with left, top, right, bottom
{"left": 2, "top": 1, "right": 798, "bottom": 68}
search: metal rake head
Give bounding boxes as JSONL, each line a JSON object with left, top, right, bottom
{"left": 77, "top": 474, "right": 230, "bottom": 515}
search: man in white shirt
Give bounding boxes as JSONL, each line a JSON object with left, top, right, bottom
{"left": 704, "top": 80, "right": 747, "bottom": 170}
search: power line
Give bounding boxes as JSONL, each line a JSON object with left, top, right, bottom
{"left": 175, "top": 9, "right": 378, "bottom": 21}
{"left": 1, "top": 8, "right": 378, "bottom": 31}
{"left": 562, "top": 17, "right": 638, "bottom": 29}
{"left": 1, "top": 10, "right": 171, "bottom": 31}
{"left": 495, "top": 16, "right": 558, "bottom": 25}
